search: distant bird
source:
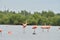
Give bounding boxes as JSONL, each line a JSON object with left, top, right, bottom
{"left": 22, "top": 23, "right": 27, "bottom": 28}
{"left": 56, "top": 27, "right": 60, "bottom": 31}
{"left": 22, "top": 22, "right": 27, "bottom": 33}
{"left": 0, "top": 29, "right": 2, "bottom": 32}
{"left": 41, "top": 25, "right": 51, "bottom": 32}
{"left": 8, "top": 31, "right": 12, "bottom": 35}
{"left": 58, "top": 28, "right": 60, "bottom": 30}
{"left": 32, "top": 25, "right": 37, "bottom": 35}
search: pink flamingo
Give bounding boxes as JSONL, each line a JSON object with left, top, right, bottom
{"left": 32, "top": 25, "right": 37, "bottom": 35}
{"left": 8, "top": 31, "right": 12, "bottom": 35}
{"left": 58, "top": 28, "right": 60, "bottom": 30}
{"left": 0, "top": 29, "right": 2, "bottom": 36}
{"left": 0, "top": 29, "right": 2, "bottom": 32}
{"left": 22, "top": 22, "right": 27, "bottom": 33}
{"left": 57, "top": 28, "right": 60, "bottom": 31}
{"left": 41, "top": 25, "right": 51, "bottom": 32}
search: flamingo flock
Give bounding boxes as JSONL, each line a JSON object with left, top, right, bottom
{"left": 0, "top": 24, "right": 60, "bottom": 35}
{"left": 0, "top": 29, "right": 12, "bottom": 35}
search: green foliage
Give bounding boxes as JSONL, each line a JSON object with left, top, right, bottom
{"left": 0, "top": 10, "right": 60, "bottom": 26}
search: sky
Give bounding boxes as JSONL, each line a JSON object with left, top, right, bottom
{"left": 0, "top": 0, "right": 60, "bottom": 13}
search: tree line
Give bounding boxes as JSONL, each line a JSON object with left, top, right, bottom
{"left": 0, "top": 10, "right": 60, "bottom": 26}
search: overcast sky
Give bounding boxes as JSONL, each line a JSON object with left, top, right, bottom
{"left": 0, "top": 0, "right": 60, "bottom": 13}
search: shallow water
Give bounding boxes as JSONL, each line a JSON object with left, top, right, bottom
{"left": 0, "top": 25, "right": 60, "bottom": 40}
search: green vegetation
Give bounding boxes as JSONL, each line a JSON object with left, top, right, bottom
{"left": 0, "top": 10, "right": 60, "bottom": 26}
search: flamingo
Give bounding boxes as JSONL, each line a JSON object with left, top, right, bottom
{"left": 57, "top": 28, "right": 60, "bottom": 31}
{"left": 8, "top": 31, "right": 12, "bottom": 35}
{"left": 41, "top": 25, "right": 51, "bottom": 32}
{"left": 32, "top": 25, "right": 37, "bottom": 35}
{"left": 0, "top": 29, "right": 2, "bottom": 32}
{"left": 0, "top": 29, "right": 2, "bottom": 36}
{"left": 22, "top": 22, "right": 27, "bottom": 33}
{"left": 58, "top": 28, "right": 60, "bottom": 30}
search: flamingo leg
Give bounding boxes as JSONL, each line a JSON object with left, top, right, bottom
{"left": 47, "top": 29, "right": 49, "bottom": 32}
{"left": 23, "top": 28, "right": 26, "bottom": 33}
{"left": 33, "top": 29, "right": 36, "bottom": 35}
{"left": 42, "top": 29, "right": 44, "bottom": 32}
{"left": 0, "top": 32, "right": 2, "bottom": 37}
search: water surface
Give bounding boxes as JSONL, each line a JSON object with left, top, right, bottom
{"left": 0, "top": 25, "right": 60, "bottom": 40}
